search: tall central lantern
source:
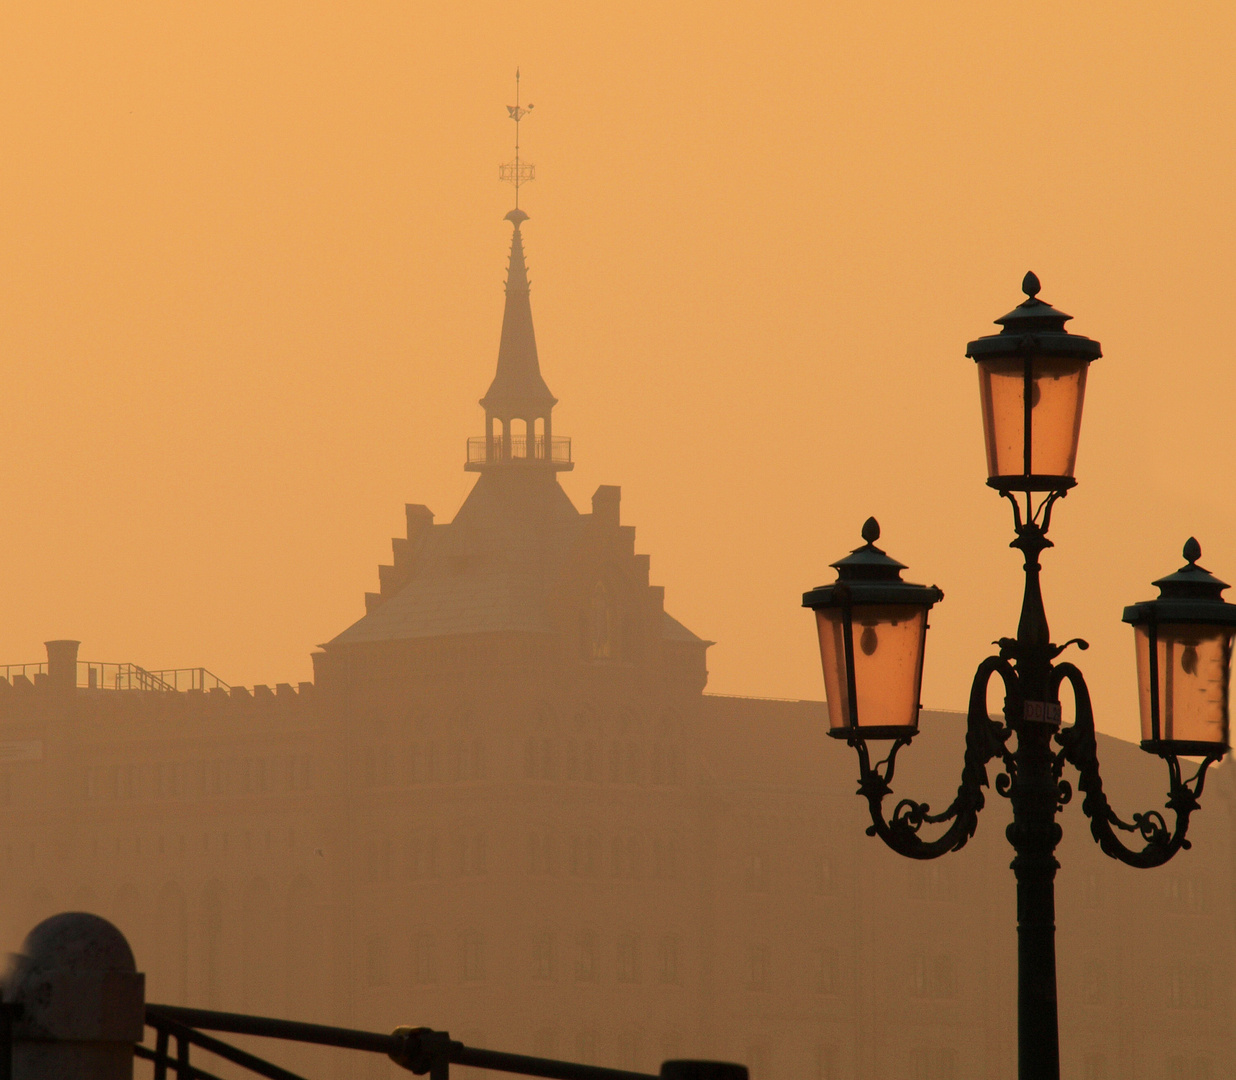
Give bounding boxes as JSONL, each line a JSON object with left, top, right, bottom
{"left": 967, "top": 271, "right": 1102, "bottom": 493}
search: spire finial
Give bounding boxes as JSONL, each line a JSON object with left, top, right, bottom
{"left": 499, "top": 70, "right": 535, "bottom": 210}
{"left": 1022, "top": 271, "right": 1041, "bottom": 299}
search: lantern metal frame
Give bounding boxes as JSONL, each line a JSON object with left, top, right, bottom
{"left": 1122, "top": 538, "right": 1236, "bottom": 756}
{"left": 803, "top": 516, "right": 944, "bottom": 741}
{"left": 806, "top": 276, "right": 1231, "bottom": 1080}
{"left": 967, "top": 271, "right": 1101, "bottom": 494}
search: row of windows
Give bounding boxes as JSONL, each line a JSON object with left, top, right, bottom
{"left": 363, "top": 931, "right": 686, "bottom": 988}
{"left": 744, "top": 852, "right": 837, "bottom": 894}
{"left": 361, "top": 740, "right": 485, "bottom": 787}
{"left": 523, "top": 737, "right": 684, "bottom": 786}
{"left": 358, "top": 737, "right": 686, "bottom": 788}
{"left": 1079, "top": 872, "right": 1209, "bottom": 914}
{"left": 367, "top": 935, "right": 851, "bottom": 995}
{"left": 745, "top": 944, "right": 840, "bottom": 994}
{"left": 0, "top": 828, "right": 300, "bottom": 867}
{"left": 1080, "top": 1053, "right": 1215, "bottom": 1080}
{"left": 1072, "top": 960, "right": 1215, "bottom": 1010}
{"left": 366, "top": 833, "right": 682, "bottom": 882}
{"left": 83, "top": 756, "right": 313, "bottom": 802}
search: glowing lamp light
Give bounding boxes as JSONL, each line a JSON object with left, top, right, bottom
{"left": 802, "top": 518, "right": 943, "bottom": 740}
{"left": 1123, "top": 538, "right": 1236, "bottom": 757}
{"left": 967, "top": 272, "right": 1102, "bottom": 493}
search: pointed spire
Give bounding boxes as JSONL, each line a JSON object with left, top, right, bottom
{"left": 481, "top": 211, "right": 556, "bottom": 412}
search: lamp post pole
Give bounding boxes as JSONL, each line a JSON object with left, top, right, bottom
{"left": 802, "top": 276, "right": 1235, "bottom": 1080}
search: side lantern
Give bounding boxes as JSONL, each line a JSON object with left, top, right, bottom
{"left": 1123, "top": 538, "right": 1236, "bottom": 756}
{"left": 802, "top": 518, "right": 944, "bottom": 740}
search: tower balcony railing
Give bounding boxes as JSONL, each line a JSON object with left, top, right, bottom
{"left": 467, "top": 434, "right": 572, "bottom": 466}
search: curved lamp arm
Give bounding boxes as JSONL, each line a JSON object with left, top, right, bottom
{"left": 1053, "top": 662, "right": 1222, "bottom": 868}
{"left": 854, "top": 656, "right": 1014, "bottom": 859}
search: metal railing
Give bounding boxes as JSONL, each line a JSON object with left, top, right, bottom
{"left": 466, "top": 435, "right": 572, "bottom": 465}
{"left": 0, "top": 662, "right": 229, "bottom": 692}
{"left": 139, "top": 1005, "right": 742, "bottom": 1080}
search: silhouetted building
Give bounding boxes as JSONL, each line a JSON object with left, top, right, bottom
{"left": 0, "top": 212, "right": 1231, "bottom": 1080}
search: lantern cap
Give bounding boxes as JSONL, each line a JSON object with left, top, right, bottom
{"left": 966, "top": 272, "right": 1102, "bottom": 362}
{"left": 803, "top": 518, "right": 944, "bottom": 610}
{"left": 1123, "top": 538, "right": 1236, "bottom": 627}
{"left": 828, "top": 516, "right": 908, "bottom": 581}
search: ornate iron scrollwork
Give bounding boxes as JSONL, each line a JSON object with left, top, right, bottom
{"left": 854, "top": 656, "right": 1014, "bottom": 859}
{"left": 1052, "top": 662, "right": 1221, "bottom": 868}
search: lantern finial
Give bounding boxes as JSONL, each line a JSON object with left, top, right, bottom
{"left": 1184, "top": 537, "right": 1202, "bottom": 564}
{"left": 862, "top": 517, "right": 881, "bottom": 545}
{"left": 1021, "top": 271, "right": 1041, "bottom": 299}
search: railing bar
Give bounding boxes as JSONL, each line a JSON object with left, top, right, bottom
{"left": 153, "top": 1027, "right": 169, "bottom": 1080}
{"left": 146, "top": 1015, "right": 310, "bottom": 1080}
{"left": 455, "top": 1047, "right": 656, "bottom": 1080}
{"left": 146, "top": 1007, "right": 656, "bottom": 1080}
{"left": 148, "top": 1005, "right": 393, "bottom": 1055}
{"left": 136, "top": 1044, "right": 226, "bottom": 1080}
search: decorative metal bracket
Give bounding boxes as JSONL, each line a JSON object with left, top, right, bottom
{"left": 1053, "top": 662, "right": 1221, "bottom": 868}
{"left": 854, "top": 656, "right": 1014, "bottom": 859}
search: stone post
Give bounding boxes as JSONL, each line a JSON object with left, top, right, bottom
{"left": 1, "top": 913, "right": 145, "bottom": 1079}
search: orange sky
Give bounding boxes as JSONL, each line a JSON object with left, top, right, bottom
{"left": 1, "top": 1, "right": 1234, "bottom": 742}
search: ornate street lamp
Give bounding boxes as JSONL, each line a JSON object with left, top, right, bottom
{"left": 803, "top": 274, "right": 1234, "bottom": 1080}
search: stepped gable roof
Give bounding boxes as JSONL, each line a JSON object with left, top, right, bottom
{"left": 326, "top": 473, "right": 705, "bottom": 647}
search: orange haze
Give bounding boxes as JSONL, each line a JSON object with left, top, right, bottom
{"left": 1, "top": 1, "right": 1234, "bottom": 743}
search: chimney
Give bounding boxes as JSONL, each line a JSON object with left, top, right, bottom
{"left": 406, "top": 504, "right": 434, "bottom": 544}
{"left": 592, "top": 486, "right": 621, "bottom": 530}
{"left": 44, "top": 640, "right": 80, "bottom": 693}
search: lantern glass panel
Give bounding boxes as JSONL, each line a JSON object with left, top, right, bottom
{"left": 1134, "top": 623, "right": 1233, "bottom": 747}
{"left": 814, "top": 605, "right": 927, "bottom": 734}
{"left": 977, "top": 355, "right": 1088, "bottom": 481}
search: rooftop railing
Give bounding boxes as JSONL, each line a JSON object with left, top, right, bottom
{"left": 0, "top": 661, "right": 229, "bottom": 692}
{"left": 466, "top": 434, "right": 572, "bottom": 466}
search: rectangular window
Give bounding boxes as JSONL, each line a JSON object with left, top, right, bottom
{"left": 658, "top": 935, "right": 680, "bottom": 985}
{"left": 745, "top": 1042, "right": 770, "bottom": 1080}
{"left": 412, "top": 934, "right": 437, "bottom": 985}
{"left": 1082, "top": 1053, "right": 1107, "bottom": 1080}
{"left": 912, "top": 1047, "right": 956, "bottom": 1080}
{"left": 576, "top": 1032, "right": 597, "bottom": 1065}
{"left": 815, "top": 1044, "right": 838, "bottom": 1080}
{"left": 813, "top": 947, "right": 837, "bottom": 994}
{"left": 745, "top": 850, "right": 768, "bottom": 892}
{"left": 529, "top": 830, "right": 557, "bottom": 876}
{"left": 615, "top": 934, "right": 640, "bottom": 983}
{"left": 654, "top": 838, "right": 678, "bottom": 880}
{"left": 813, "top": 855, "right": 835, "bottom": 896}
{"left": 575, "top": 932, "right": 599, "bottom": 983}
{"left": 571, "top": 834, "right": 599, "bottom": 878}
{"left": 459, "top": 932, "right": 485, "bottom": 983}
{"left": 410, "top": 836, "right": 439, "bottom": 879}
{"left": 532, "top": 932, "right": 554, "bottom": 981}
{"left": 746, "top": 943, "right": 769, "bottom": 990}
{"left": 365, "top": 936, "right": 389, "bottom": 988}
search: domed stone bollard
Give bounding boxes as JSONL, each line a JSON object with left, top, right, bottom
{"left": 1, "top": 913, "right": 145, "bottom": 1079}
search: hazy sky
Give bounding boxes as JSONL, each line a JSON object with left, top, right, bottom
{"left": 1, "top": 2, "right": 1233, "bottom": 742}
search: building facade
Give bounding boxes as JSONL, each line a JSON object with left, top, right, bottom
{"left": 0, "top": 211, "right": 1231, "bottom": 1080}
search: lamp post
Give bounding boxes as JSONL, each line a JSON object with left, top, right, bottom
{"left": 802, "top": 273, "right": 1235, "bottom": 1080}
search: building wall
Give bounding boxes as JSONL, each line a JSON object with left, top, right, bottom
{"left": 0, "top": 665, "right": 1231, "bottom": 1080}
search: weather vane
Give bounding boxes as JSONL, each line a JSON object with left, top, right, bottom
{"left": 499, "top": 69, "right": 535, "bottom": 208}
